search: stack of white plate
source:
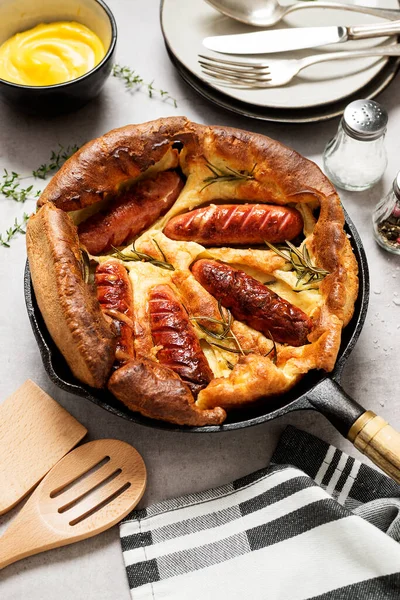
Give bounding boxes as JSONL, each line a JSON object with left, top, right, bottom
{"left": 161, "top": 0, "right": 400, "bottom": 122}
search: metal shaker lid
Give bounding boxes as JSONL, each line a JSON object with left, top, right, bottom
{"left": 342, "top": 100, "right": 388, "bottom": 141}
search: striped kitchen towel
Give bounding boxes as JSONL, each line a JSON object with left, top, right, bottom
{"left": 120, "top": 426, "right": 400, "bottom": 599}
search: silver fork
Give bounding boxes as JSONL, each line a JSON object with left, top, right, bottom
{"left": 199, "top": 45, "right": 400, "bottom": 88}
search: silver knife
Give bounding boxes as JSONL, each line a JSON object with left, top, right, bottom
{"left": 203, "top": 20, "right": 400, "bottom": 54}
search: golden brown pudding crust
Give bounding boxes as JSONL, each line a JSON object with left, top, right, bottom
{"left": 26, "top": 203, "right": 116, "bottom": 388}
{"left": 108, "top": 359, "right": 226, "bottom": 426}
{"left": 27, "top": 117, "right": 359, "bottom": 425}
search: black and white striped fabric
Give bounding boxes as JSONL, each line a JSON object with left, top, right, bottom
{"left": 120, "top": 426, "right": 400, "bottom": 599}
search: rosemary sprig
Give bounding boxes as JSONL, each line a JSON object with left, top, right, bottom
{"left": 112, "top": 64, "right": 177, "bottom": 107}
{"left": 292, "top": 286, "right": 319, "bottom": 293}
{"left": 32, "top": 144, "right": 80, "bottom": 179}
{"left": 265, "top": 240, "right": 329, "bottom": 288}
{"left": 210, "top": 341, "right": 249, "bottom": 355}
{"left": 151, "top": 238, "right": 169, "bottom": 264}
{"left": 190, "top": 302, "right": 248, "bottom": 356}
{"left": 201, "top": 159, "right": 256, "bottom": 192}
{"left": 191, "top": 302, "right": 278, "bottom": 364}
{"left": 264, "top": 330, "right": 277, "bottom": 364}
{"left": 80, "top": 248, "right": 91, "bottom": 283}
{"left": 111, "top": 241, "right": 175, "bottom": 271}
{"left": 0, "top": 212, "right": 31, "bottom": 247}
{"left": 192, "top": 317, "right": 231, "bottom": 340}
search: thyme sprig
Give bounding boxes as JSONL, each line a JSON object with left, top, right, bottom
{"left": 111, "top": 241, "right": 175, "bottom": 271}
{"left": 32, "top": 144, "right": 80, "bottom": 179}
{"left": 0, "top": 212, "right": 31, "bottom": 247}
{"left": 265, "top": 240, "right": 329, "bottom": 288}
{"left": 112, "top": 64, "right": 177, "bottom": 107}
{"left": 0, "top": 170, "right": 39, "bottom": 203}
{"left": 1, "top": 144, "right": 80, "bottom": 205}
{"left": 190, "top": 301, "right": 248, "bottom": 356}
{"left": 201, "top": 159, "right": 256, "bottom": 192}
{"left": 1, "top": 143, "right": 81, "bottom": 248}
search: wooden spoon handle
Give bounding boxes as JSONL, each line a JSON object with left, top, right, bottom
{"left": 348, "top": 411, "right": 400, "bottom": 484}
{"left": 0, "top": 492, "right": 64, "bottom": 569}
{"left": 0, "top": 512, "right": 48, "bottom": 569}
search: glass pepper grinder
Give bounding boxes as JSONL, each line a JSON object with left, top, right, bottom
{"left": 323, "top": 99, "right": 388, "bottom": 191}
{"left": 372, "top": 172, "right": 400, "bottom": 255}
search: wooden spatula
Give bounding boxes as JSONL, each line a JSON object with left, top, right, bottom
{"left": 0, "top": 380, "right": 87, "bottom": 515}
{"left": 0, "top": 439, "right": 146, "bottom": 569}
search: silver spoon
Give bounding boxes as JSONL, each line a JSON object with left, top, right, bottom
{"left": 204, "top": 0, "right": 400, "bottom": 27}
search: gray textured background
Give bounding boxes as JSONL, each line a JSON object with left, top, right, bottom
{"left": 1, "top": 1, "right": 399, "bottom": 598}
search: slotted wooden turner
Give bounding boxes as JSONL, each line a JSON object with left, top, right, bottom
{"left": 0, "top": 439, "right": 146, "bottom": 569}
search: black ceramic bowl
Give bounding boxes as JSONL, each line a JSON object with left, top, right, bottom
{"left": 0, "top": 0, "right": 117, "bottom": 115}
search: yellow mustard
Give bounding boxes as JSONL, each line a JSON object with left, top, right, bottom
{"left": 0, "top": 22, "right": 105, "bottom": 86}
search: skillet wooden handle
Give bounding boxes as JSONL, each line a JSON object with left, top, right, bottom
{"left": 348, "top": 411, "right": 400, "bottom": 484}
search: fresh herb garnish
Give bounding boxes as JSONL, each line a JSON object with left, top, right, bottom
{"left": 265, "top": 240, "right": 329, "bottom": 288}
{"left": 1, "top": 143, "right": 81, "bottom": 248}
{"left": 0, "top": 170, "right": 39, "bottom": 203}
{"left": 190, "top": 301, "right": 248, "bottom": 356}
{"left": 0, "top": 212, "right": 31, "bottom": 247}
{"left": 32, "top": 144, "right": 80, "bottom": 179}
{"left": 192, "top": 305, "right": 277, "bottom": 363}
{"left": 80, "top": 248, "right": 91, "bottom": 283}
{"left": 201, "top": 158, "right": 256, "bottom": 192}
{"left": 209, "top": 340, "right": 249, "bottom": 355}
{"left": 151, "top": 238, "right": 169, "bottom": 264}
{"left": 111, "top": 241, "right": 175, "bottom": 271}
{"left": 292, "top": 286, "right": 319, "bottom": 293}
{"left": 112, "top": 64, "right": 177, "bottom": 107}
{"left": 0, "top": 144, "right": 80, "bottom": 203}
{"left": 264, "top": 330, "right": 277, "bottom": 363}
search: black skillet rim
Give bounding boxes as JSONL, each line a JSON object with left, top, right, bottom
{"left": 24, "top": 208, "right": 369, "bottom": 433}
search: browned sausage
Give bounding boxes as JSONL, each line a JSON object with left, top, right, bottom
{"left": 149, "top": 285, "right": 213, "bottom": 395}
{"left": 191, "top": 259, "right": 312, "bottom": 347}
{"left": 164, "top": 203, "right": 303, "bottom": 246}
{"left": 79, "top": 171, "right": 184, "bottom": 255}
{"left": 95, "top": 260, "right": 134, "bottom": 364}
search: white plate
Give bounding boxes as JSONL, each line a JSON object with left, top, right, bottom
{"left": 166, "top": 43, "right": 400, "bottom": 122}
{"left": 161, "top": 0, "right": 400, "bottom": 109}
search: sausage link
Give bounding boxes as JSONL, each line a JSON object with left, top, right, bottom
{"left": 95, "top": 260, "right": 134, "bottom": 363}
{"left": 164, "top": 203, "right": 303, "bottom": 246}
{"left": 149, "top": 285, "right": 213, "bottom": 395}
{"left": 191, "top": 259, "right": 312, "bottom": 347}
{"left": 79, "top": 171, "right": 184, "bottom": 255}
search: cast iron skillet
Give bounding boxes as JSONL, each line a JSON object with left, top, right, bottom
{"left": 25, "top": 208, "right": 368, "bottom": 437}
{"left": 25, "top": 204, "right": 400, "bottom": 482}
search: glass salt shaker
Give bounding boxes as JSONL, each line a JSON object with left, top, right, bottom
{"left": 372, "top": 172, "right": 400, "bottom": 255}
{"left": 323, "top": 99, "right": 388, "bottom": 192}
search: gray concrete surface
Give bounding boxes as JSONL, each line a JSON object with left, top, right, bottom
{"left": 0, "top": 1, "right": 399, "bottom": 598}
